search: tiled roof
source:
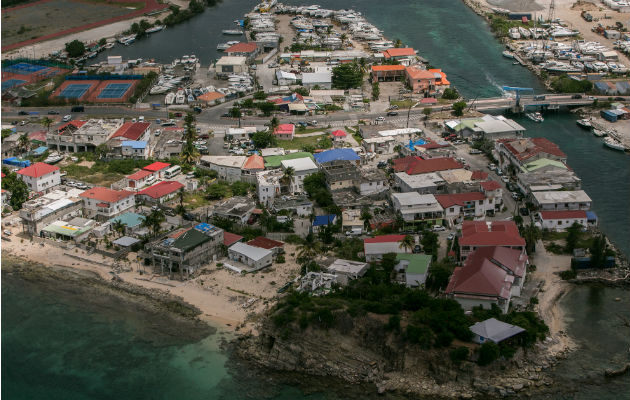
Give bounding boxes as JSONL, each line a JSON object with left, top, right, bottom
{"left": 383, "top": 48, "right": 416, "bottom": 58}
{"left": 198, "top": 91, "right": 226, "bottom": 102}
{"left": 393, "top": 156, "right": 422, "bottom": 172}
{"left": 57, "top": 120, "right": 86, "bottom": 133}
{"left": 127, "top": 169, "right": 153, "bottom": 181}
{"left": 143, "top": 161, "right": 171, "bottom": 172}
{"left": 397, "top": 157, "right": 463, "bottom": 175}
{"left": 247, "top": 236, "right": 284, "bottom": 249}
{"left": 80, "top": 187, "right": 134, "bottom": 203}
{"left": 460, "top": 221, "right": 525, "bottom": 247}
{"left": 242, "top": 155, "right": 264, "bottom": 170}
{"left": 371, "top": 64, "right": 406, "bottom": 72}
{"left": 498, "top": 137, "right": 566, "bottom": 162}
{"left": 471, "top": 170, "right": 489, "bottom": 181}
{"left": 539, "top": 210, "right": 587, "bottom": 220}
{"left": 435, "top": 192, "right": 485, "bottom": 208}
{"left": 364, "top": 234, "right": 406, "bottom": 243}
{"left": 110, "top": 122, "right": 151, "bottom": 140}
{"left": 223, "top": 231, "right": 244, "bottom": 246}
{"left": 274, "top": 124, "right": 295, "bottom": 135}
{"left": 480, "top": 180, "right": 502, "bottom": 191}
{"left": 16, "top": 162, "right": 59, "bottom": 178}
{"left": 405, "top": 66, "right": 437, "bottom": 80}
{"left": 331, "top": 129, "right": 347, "bottom": 137}
{"left": 137, "top": 181, "right": 184, "bottom": 199}
{"left": 226, "top": 42, "right": 258, "bottom": 53}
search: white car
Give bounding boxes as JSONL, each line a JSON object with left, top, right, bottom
{"left": 62, "top": 115, "right": 72, "bottom": 122}
{"left": 432, "top": 225, "right": 446, "bottom": 232}
{"left": 3, "top": 230, "right": 12, "bottom": 236}
{"left": 501, "top": 176, "right": 510, "bottom": 183}
{"left": 375, "top": 116, "right": 385, "bottom": 122}
{"left": 138, "top": 116, "right": 145, "bottom": 122}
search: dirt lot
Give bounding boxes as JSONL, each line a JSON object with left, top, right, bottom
{"left": 1, "top": 0, "right": 137, "bottom": 47}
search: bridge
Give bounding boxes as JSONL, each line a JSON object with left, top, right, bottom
{"left": 467, "top": 93, "right": 596, "bottom": 112}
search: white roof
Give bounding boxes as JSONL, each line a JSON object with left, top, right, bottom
{"left": 364, "top": 241, "right": 404, "bottom": 255}
{"left": 227, "top": 127, "right": 257, "bottom": 135}
{"left": 229, "top": 242, "right": 272, "bottom": 261}
{"left": 276, "top": 70, "right": 298, "bottom": 80}
{"left": 281, "top": 157, "right": 318, "bottom": 172}
{"left": 216, "top": 56, "right": 247, "bottom": 66}
{"left": 392, "top": 192, "right": 438, "bottom": 206}
{"left": 328, "top": 258, "right": 368, "bottom": 275}
{"left": 302, "top": 71, "right": 332, "bottom": 84}
{"left": 378, "top": 127, "right": 422, "bottom": 137}
{"left": 469, "top": 318, "right": 525, "bottom": 343}
{"left": 532, "top": 190, "right": 592, "bottom": 204}
{"left": 363, "top": 136, "right": 394, "bottom": 144}
{"left": 476, "top": 115, "right": 525, "bottom": 134}
{"left": 201, "top": 156, "right": 247, "bottom": 168}
{"left": 310, "top": 89, "right": 345, "bottom": 96}
{"left": 260, "top": 148, "right": 285, "bottom": 157}
{"left": 395, "top": 172, "right": 444, "bottom": 189}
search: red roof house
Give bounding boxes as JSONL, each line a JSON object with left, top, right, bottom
{"left": 371, "top": 64, "right": 406, "bottom": 81}
{"left": 394, "top": 157, "right": 463, "bottom": 175}
{"left": 446, "top": 246, "right": 528, "bottom": 313}
{"left": 80, "top": 187, "right": 134, "bottom": 203}
{"left": 242, "top": 155, "right": 265, "bottom": 171}
{"left": 136, "top": 181, "right": 184, "bottom": 203}
{"left": 16, "top": 162, "right": 59, "bottom": 178}
{"left": 274, "top": 124, "right": 295, "bottom": 140}
{"left": 471, "top": 170, "right": 489, "bottom": 181}
{"left": 223, "top": 232, "right": 244, "bottom": 247}
{"left": 247, "top": 236, "right": 285, "bottom": 255}
{"left": 538, "top": 210, "right": 588, "bottom": 230}
{"left": 56, "top": 120, "right": 86, "bottom": 134}
{"left": 331, "top": 129, "right": 347, "bottom": 140}
{"left": 497, "top": 137, "right": 567, "bottom": 167}
{"left": 459, "top": 221, "right": 525, "bottom": 260}
{"left": 364, "top": 234, "right": 408, "bottom": 262}
{"left": 480, "top": 180, "right": 502, "bottom": 191}
{"left": 383, "top": 48, "right": 416, "bottom": 59}
{"left": 142, "top": 161, "right": 171, "bottom": 178}
{"left": 110, "top": 122, "right": 151, "bottom": 141}
{"left": 16, "top": 162, "right": 61, "bottom": 192}
{"left": 126, "top": 169, "right": 153, "bottom": 188}
{"left": 226, "top": 42, "right": 259, "bottom": 58}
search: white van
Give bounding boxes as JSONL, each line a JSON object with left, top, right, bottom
{"left": 164, "top": 165, "right": 181, "bottom": 179}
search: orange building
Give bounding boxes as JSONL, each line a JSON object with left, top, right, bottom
{"left": 371, "top": 64, "right": 406, "bottom": 82}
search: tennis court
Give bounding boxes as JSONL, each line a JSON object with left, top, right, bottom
{"left": 2, "top": 62, "right": 48, "bottom": 74}
{"left": 2, "top": 79, "right": 26, "bottom": 90}
{"left": 97, "top": 83, "right": 132, "bottom": 99}
{"left": 58, "top": 83, "right": 92, "bottom": 98}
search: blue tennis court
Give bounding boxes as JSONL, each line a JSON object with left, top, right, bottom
{"left": 2, "top": 62, "right": 48, "bottom": 74}
{"left": 59, "top": 83, "right": 91, "bottom": 99}
{"left": 2, "top": 79, "right": 26, "bottom": 90}
{"left": 98, "top": 83, "right": 131, "bottom": 99}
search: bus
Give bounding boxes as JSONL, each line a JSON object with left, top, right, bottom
{"left": 164, "top": 165, "right": 181, "bottom": 179}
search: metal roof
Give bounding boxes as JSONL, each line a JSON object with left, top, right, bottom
{"left": 469, "top": 318, "right": 525, "bottom": 343}
{"left": 229, "top": 241, "right": 272, "bottom": 261}
{"left": 113, "top": 236, "right": 140, "bottom": 247}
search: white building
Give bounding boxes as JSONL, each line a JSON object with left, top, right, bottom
{"left": 215, "top": 56, "right": 248, "bottom": 76}
{"left": 256, "top": 169, "right": 283, "bottom": 207}
{"left": 301, "top": 71, "right": 332, "bottom": 89}
{"left": 362, "top": 136, "right": 395, "bottom": 154}
{"left": 326, "top": 258, "right": 369, "bottom": 285}
{"left": 538, "top": 210, "right": 588, "bottom": 230}
{"left": 391, "top": 192, "right": 443, "bottom": 223}
{"left": 199, "top": 156, "right": 247, "bottom": 182}
{"left": 228, "top": 242, "right": 273, "bottom": 271}
{"left": 364, "top": 234, "right": 409, "bottom": 262}
{"left": 281, "top": 157, "right": 318, "bottom": 194}
{"left": 394, "top": 172, "right": 445, "bottom": 194}
{"left": 79, "top": 187, "right": 135, "bottom": 220}
{"left": 532, "top": 190, "right": 592, "bottom": 211}
{"left": 359, "top": 169, "right": 388, "bottom": 195}
{"left": 16, "top": 162, "right": 61, "bottom": 193}
{"left": 120, "top": 141, "right": 148, "bottom": 159}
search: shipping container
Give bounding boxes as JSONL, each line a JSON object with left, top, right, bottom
{"left": 600, "top": 109, "right": 618, "bottom": 122}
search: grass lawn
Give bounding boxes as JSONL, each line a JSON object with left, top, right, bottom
{"left": 183, "top": 192, "right": 213, "bottom": 209}
{"left": 295, "top": 127, "right": 326, "bottom": 135}
{"left": 390, "top": 99, "right": 416, "bottom": 108}
{"left": 278, "top": 135, "right": 323, "bottom": 150}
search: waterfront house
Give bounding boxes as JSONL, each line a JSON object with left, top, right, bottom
{"left": 273, "top": 124, "right": 295, "bottom": 140}
{"left": 531, "top": 190, "right": 592, "bottom": 211}
{"left": 364, "top": 234, "right": 409, "bottom": 262}
{"left": 40, "top": 217, "right": 95, "bottom": 243}
{"left": 16, "top": 162, "right": 60, "bottom": 193}
{"left": 445, "top": 115, "right": 525, "bottom": 140}
{"left": 395, "top": 253, "right": 431, "bottom": 288}
{"left": 538, "top": 210, "right": 589, "bottom": 230}
{"left": 435, "top": 192, "right": 492, "bottom": 221}
{"left": 225, "top": 42, "right": 260, "bottom": 60}
{"left": 281, "top": 157, "right": 318, "bottom": 194}
{"left": 459, "top": 221, "right": 525, "bottom": 261}
{"left": 19, "top": 188, "right": 84, "bottom": 236}
{"left": 79, "top": 187, "right": 135, "bottom": 220}
{"left": 215, "top": 56, "right": 248, "bottom": 77}
{"left": 108, "top": 212, "right": 146, "bottom": 235}
{"left": 382, "top": 47, "right": 416, "bottom": 62}
{"left": 496, "top": 137, "right": 567, "bottom": 171}
{"left": 227, "top": 242, "right": 273, "bottom": 271}
{"left": 371, "top": 64, "right": 406, "bottom": 82}
{"left": 469, "top": 318, "right": 525, "bottom": 344}
{"left": 446, "top": 246, "right": 528, "bottom": 313}
{"left": 391, "top": 192, "right": 444, "bottom": 224}
{"left": 326, "top": 258, "right": 369, "bottom": 286}
{"left": 405, "top": 66, "right": 437, "bottom": 94}
{"left": 136, "top": 181, "right": 184, "bottom": 204}
{"left": 146, "top": 223, "right": 224, "bottom": 279}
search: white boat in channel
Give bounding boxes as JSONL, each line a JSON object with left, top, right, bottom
{"left": 146, "top": 25, "right": 165, "bottom": 34}
{"left": 603, "top": 137, "right": 627, "bottom": 151}
{"left": 502, "top": 50, "right": 515, "bottom": 59}
{"left": 526, "top": 112, "right": 544, "bottom": 123}
{"left": 222, "top": 29, "right": 244, "bottom": 35}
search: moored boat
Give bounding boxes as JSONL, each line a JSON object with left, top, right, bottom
{"left": 222, "top": 29, "right": 244, "bottom": 35}
{"left": 502, "top": 50, "right": 515, "bottom": 59}
{"left": 592, "top": 128, "right": 607, "bottom": 137}
{"left": 526, "top": 112, "right": 544, "bottom": 123}
{"left": 603, "top": 137, "right": 627, "bottom": 151}
{"left": 576, "top": 118, "right": 592, "bottom": 129}
{"left": 146, "top": 25, "right": 165, "bottom": 34}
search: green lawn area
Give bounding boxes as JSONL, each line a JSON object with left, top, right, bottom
{"left": 295, "top": 127, "right": 326, "bottom": 135}
{"left": 183, "top": 192, "right": 212, "bottom": 209}
{"left": 278, "top": 135, "right": 324, "bottom": 150}
{"left": 390, "top": 99, "right": 416, "bottom": 108}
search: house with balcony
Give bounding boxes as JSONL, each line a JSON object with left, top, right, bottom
{"left": 79, "top": 187, "right": 135, "bottom": 220}
{"left": 531, "top": 190, "right": 592, "bottom": 211}
{"left": 405, "top": 66, "right": 437, "bottom": 94}
{"left": 459, "top": 221, "right": 525, "bottom": 261}
{"left": 391, "top": 192, "right": 444, "bottom": 225}
{"left": 19, "top": 188, "right": 84, "bottom": 236}
{"left": 435, "top": 192, "right": 492, "bottom": 221}
{"left": 496, "top": 137, "right": 567, "bottom": 171}
{"left": 16, "top": 162, "right": 61, "bottom": 193}
{"left": 281, "top": 157, "right": 318, "bottom": 194}
{"left": 480, "top": 180, "right": 503, "bottom": 210}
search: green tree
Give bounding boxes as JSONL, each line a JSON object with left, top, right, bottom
{"left": 394, "top": 38, "right": 403, "bottom": 48}
{"left": 399, "top": 234, "right": 414, "bottom": 253}
{"left": 229, "top": 107, "right": 242, "bottom": 118}
{"left": 176, "top": 188, "right": 186, "bottom": 216}
{"left": 17, "top": 133, "right": 30, "bottom": 154}
{"left": 252, "top": 130, "right": 276, "bottom": 149}
{"left": 111, "top": 220, "right": 127, "bottom": 237}
{"left": 425, "top": 261, "right": 453, "bottom": 292}
{"left": 371, "top": 81, "right": 380, "bottom": 101}
{"left": 257, "top": 101, "right": 276, "bottom": 116}
{"left": 95, "top": 143, "right": 109, "bottom": 159}
{"left": 206, "top": 182, "right": 231, "bottom": 200}
{"left": 522, "top": 222, "right": 541, "bottom": 254}
{"left": 564, "top": 222, "right": 582, "bottom": 253}
{"left": 253, "top": 91, "right": 267, "bottom": 100}
{"left": 450, "top": 346, "right": 469, "bottom": 364}
{"left": 270, "top": 116, "right": 279, "bottom": 131}
{"left": 1, "top": 168, "right": 29, "bottom": 210}
{"left": 477, "top": 341, "right": 500, "bottom": 366}
{"left": 442, "top": 88, "right": 459, "bottom": 100}
{"left": 360, "top": 207, "right": 372, "bottom": 231}
{"left": 41, "top": 117, "right": 53, "bottom": 133}
{"left": 142, "top": 209, "right": 165, "bottom": 237}
{"left": 452, "top": 101, "right": 467, "bottom": 117}
{"left": 332, "top": 62, "right": 363, "bottom": 89}
{"left": 65, "top": 40, "right": 86, "bottom": 58}
{"left": 421, "top": 231, "right": 439, "bottom": 260}
{"left": 589, "top": 234, "right": 608, "bottom": 269}
{"left": 282, "top": 166, "right": 295, "bottom": 187}
{"left": 180, "top": 112, "right": 200, "bottom": 165}
{"left": 423, "top": 107, "right": 432, "bottom": 119}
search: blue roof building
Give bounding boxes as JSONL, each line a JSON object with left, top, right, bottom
{"left": 109, "top": 212, "right": 146, "bottom": 230}
{"left": 313, "top": 214, "right": 337, "bottom": 230}
{"left": 32, "top": 146, "right": 48, "bottom": 156}
{"left": 121, "top": 140, "right": 147, "bottom": 149}
{"left": 313, "top": 149, "right": 360, "bottom": 164}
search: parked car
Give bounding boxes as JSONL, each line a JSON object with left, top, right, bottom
{"left": 71, "top": 106, "right": 84, "bottom": 112}
{"left": 375, "top": 116, "right": 385, "bottom": 122}
{"left": 571, "top": 94, "right": 583, "bottom": 99}
{"left": 511, "top": 192, "right": 522, "bottom": 200}
{"left": 138, "top": 115, "right": 145, "bottom": 122}
{"left": 469, "top": 149, "right": 482, "bottom": 154}
{"left": 48, "top": 110, "right": 60, "bottom": 115}
{"left": 3, "top": 230, "right": 12, "bottom": 236}
{"left": 18, "top": 111, "right": 29, "bottom": 115}
{"left": 390, "top": 105, "right": 399, "bottom": 110}
{"left": 519, "top": 207, "right": 530, "bottom": 216}
{"left": 507, "top": 182, "right": 517, "bottom": 192}
{"left": 447, "top": 233, "right": 455, "bottom": 241}
{"left": 501, "top": 176, "right": 510, "bottom": 183}
{"left": 386, "top": 111, "right": 399, "bottom": 116}
{"left": 413, "top": 244, "right": 422, "bottom": 254}
{"left": 432, "top": 225, "right": 446, "bottom": 232}
{"left": 377, "top": 161, "right": 388, "bottom": 168}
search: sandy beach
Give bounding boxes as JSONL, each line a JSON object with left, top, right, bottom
{"left": 1, "top": 234, "right": 303, "bottom": 333}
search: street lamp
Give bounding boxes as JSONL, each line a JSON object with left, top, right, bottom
{"left": 406, "top": 100, "right": 421, "bottom": 128}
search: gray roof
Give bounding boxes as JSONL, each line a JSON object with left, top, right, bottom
{"left": 469, "top": 318, "right": 525, "bottom": 343}
{"left": 113, "top": 236, "right": 140, "bottom": 247}
{"left": 327, "top": 258, "right": 368, "bottom": 275}
{"left": 229, "top": 242, "right": 272, "bottom": 261}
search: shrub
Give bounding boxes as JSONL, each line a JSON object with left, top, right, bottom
{"left": 276, "top": 254, "right": 286, "bottom": 263}
{"left": 385, "top": 314, "right": 401, "bottom": 332}
{"left": 477, "top": 341, "right": 500, "bottom": 366}
{"left": 559, "top": 269, "right": 577, "bottom": 280}
{"left": 450, "top": 346, "right": 469, "bottom": 364}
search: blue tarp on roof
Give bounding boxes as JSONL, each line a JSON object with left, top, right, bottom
{"left": 121, "top": 140, "right": 147, "bottom": 149}
{"left": 2, "top": 157, "right": 30, "bottom": 168}
{"left": 313, "top": 214, "right": 336, "bottom": 226}
{"left": 32, "top": 146, "right": 48, "bottom": 155}
{"left": 313, "top": 149, "right": 360, "bottom": 164}
{"left": 586, "top": 211, "right": 598, "bottom": 222}
{"left": 194, "top": 223, "right": 218, "bottom": 235}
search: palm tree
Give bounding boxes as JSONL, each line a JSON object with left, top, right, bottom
{"left": 360, "top": 207, "right": 372, "bottom": 231}
{"left": 180, "top": 142, "right": 200, "bottom": 165}
{"left": 394, "top": 38, "right": 403, "bottom": 48}
{"left": 42, "top": 117, "right": 53, "bottom": 133}
{"left": 142, "top": 209, "right": 165, "bottom": 237}
{"left": 340, "top": 33, "right": 348, "bottom": 45}
{"left": 399, "top": 234, "right": 414, "bottom": 253}
{"left": 17, "top": 133, "right": 30, "bottom": 154}
{"left": 297, "top": 240, "right": 320, "bottom": 264}
{"left": 270, "top": 116, "right": 279, "bottom": 132}
{"left": 112, "top": 220, "right": 127, "bottom": 237}
{"left": 176, "top": 188, "right": 186, "bottom": 216}
{"left": 522, "top": 222, "right": 541, "bottom": 254}
{"left": 282, "top": 166, "right": 295, "bottom": 188}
